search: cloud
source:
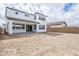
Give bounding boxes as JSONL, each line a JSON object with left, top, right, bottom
{"left": 0, "top": 3, "right": 79, "bottom": 27}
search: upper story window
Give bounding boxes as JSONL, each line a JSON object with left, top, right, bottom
{"left": 39, "top": 15, "right": 45, "bottom": 21}
{"left": 25, "top": 13, "right": 29, "bottom": 17}
{"left": 34, "top": 15, "right": 36, "bottom": 20}
{"left": 15, "top": 11, "right": 18, "bottom": 14}
{"left": 12, "top": 22, "right": 15, "bottom": 25}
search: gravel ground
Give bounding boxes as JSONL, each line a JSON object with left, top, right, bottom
{"left": 0, "top": 32, "right": 79, "bottom": 56}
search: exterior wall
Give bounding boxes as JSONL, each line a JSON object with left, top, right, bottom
{"left": 32, "top": 25, "right": 36, "bottom": 32}
{"left": 5, "top": 7, "right": 47, "bottom": 34}
{"left": 12, "top": 30, "right": 26, "bottom": 33}
{"left": 7, "top": 20, "right": 37, "bottom": 35}
{"left": 35, "top": 14, "right": 47, "bottom": 32}
{"left": 6, "top": 7, "right": 35, "bottom": 22}
{"left": 7, "top": 20, "right": 12, "bottom": 35}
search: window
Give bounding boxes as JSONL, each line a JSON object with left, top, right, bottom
{"left": 16, "top": 26, "right": 21, "bottom": 29}
{"left": 12, "top": 23, "right": 16, "bottom": 29}
{"left": 25, "top": 13, "right": 29, "bottom": 17}
{"left": 39, "top": 15, "right": 45, "bottom": 21}
{"left": 16, "top": 24, "right": 21, "bottom": 25}
{"left": 16, "top": 24, "right": 22, "bottom": 29}
{"left": 12, "top": 26, "right": 15, "bottom": 29}
{"left": 34, "top": 15, "right": 36, "bottom": 20}
{"left": 12, "top": 23, "right": 15, "bottom": 25}
{"left": 15, "top": 12, "right": 18, "bottom": 14}
{"left": 22, "top": 24, "right": 25, "bottom": 29}
{"left": 34, "top": 25, "right": 36, "bottom": 29}
{"left": 39, "top": 25, "right": 45, "bottom": 29}
{"left": 12, "top": 23, "right": 25, "bottom": 30}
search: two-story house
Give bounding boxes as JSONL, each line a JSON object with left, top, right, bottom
{"left": 5, "top": 7, "right": 47, "bottom": 35}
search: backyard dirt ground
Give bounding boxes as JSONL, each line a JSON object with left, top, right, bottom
{"left": 0, "top": 32, "right": 79, "bottom": 56}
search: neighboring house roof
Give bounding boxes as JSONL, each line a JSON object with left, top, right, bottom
{"left": 47, "top": 21, "right": 68, "bottom": 26}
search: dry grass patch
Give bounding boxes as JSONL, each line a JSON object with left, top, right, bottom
{"left": 0, "top": 32, "right": 79, "bottom": 56}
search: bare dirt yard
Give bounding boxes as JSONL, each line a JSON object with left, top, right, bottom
{"left": 0, "top": 32, "right": 79, "bottom": 56}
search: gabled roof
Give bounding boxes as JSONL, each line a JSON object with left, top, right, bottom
{"left": 6, "top": 7, "right": 47, "bottom": 17}
{"left": 6, "top": 7, "right": 34, "bottom": 15}
{"left": 34, "top": 12, "right": 47, "bottom": 17}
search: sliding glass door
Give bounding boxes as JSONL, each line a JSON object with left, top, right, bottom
{"left": 26, "top": 25, "right": 32, "bottom": 32}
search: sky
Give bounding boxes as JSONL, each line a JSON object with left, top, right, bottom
{"left": 0, "top": 3, "right": 79, "bottom": 27}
